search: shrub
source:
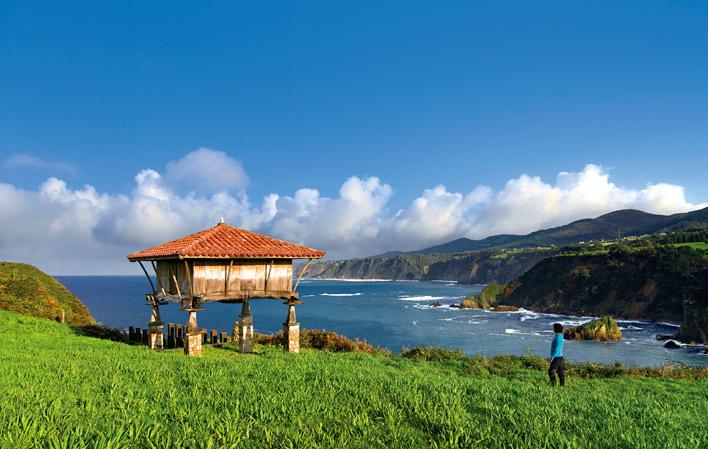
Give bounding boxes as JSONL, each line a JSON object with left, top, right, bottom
{"left": 256, "top": 329, "right": 380, "bottom": 353}
{"left": 401, "top": 346, "right": 468, "bottom": 362}
{"left": 75, "top": 324, "right": 129, "bottom": 343}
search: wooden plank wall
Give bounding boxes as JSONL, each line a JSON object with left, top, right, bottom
{"left": 156, "top": 259, "right": 293, "bottom": 300}
{"left": 192, "top": 259, "right": 292, "bottom": 297}
{"left": 155, "top": 261, "right": 191, "bottom": 299}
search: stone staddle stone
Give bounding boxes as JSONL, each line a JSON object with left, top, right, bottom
{"left": 238, "top": 316, "right": 254, "bottom": 353}
{"left": 283, "top": 322, "right": 300, "bottom": 353}
{"left": 148, "top": 322, "right": 164, "bottom": 350}
{"left": 184, "top": 331, "right": 203, "bottom": 356}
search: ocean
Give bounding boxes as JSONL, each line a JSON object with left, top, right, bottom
{"left": 56, "top": 276, "right": 708, "bottom": 367}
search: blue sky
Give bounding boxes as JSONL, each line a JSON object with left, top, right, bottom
{"left": 1, "top": 0, "right": 707, "bottom": 273}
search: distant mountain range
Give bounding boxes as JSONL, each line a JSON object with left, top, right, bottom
{"left": 305, "top": 207, "right": 708, "bottom": 282}
{"left": 377, "top": 207, "right": 708, "bottom": 257}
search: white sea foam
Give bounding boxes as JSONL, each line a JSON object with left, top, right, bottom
{"left": 600, "top": 319, "right": 680, "bottom": 328}
{"left": 320, "top": 293, "right": 363, "bottom": 297}
{"left": 314, "top": 278, "right": 392, "bottom": 282}
{"left": 398, "top": 295, "right": 448, "bottom": 301}
{"left": 518, "top": 309, "right": 540, "bottom": 321}
{"left": 657, "top": 322, "right": 680, "bottom": 328}
{"left": 412, "top": 320, "right": 418, "bottom": 326}
{"left": 302, "top": 294, "right": 316, "bottom": 298}
{"left": 558, "top": 318, "right": 593, "bottom": 327}
{"left": 412, "top": 304, "right": 455, "bottom": 310}
{"left": 505, "top": 328, "right": 521, "bottom": 334}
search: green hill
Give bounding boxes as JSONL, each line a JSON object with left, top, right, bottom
{"left": 308, "top": 207, "right": 708, "bottom": 281}
{"left": 0, "top": 262, "right": 94, "bottom": 326}
{"left": 412, "top": 207, "right": 708, "bottom": 255}
{"left": 501, "top": 246, "right": 708, "bottom": 343}
{"left": 0, "top": 310, "right": 706, "bottom": 448}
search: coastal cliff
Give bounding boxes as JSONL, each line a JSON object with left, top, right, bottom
{"left": 500, "top": 247, "right": 708, "bottom": 343}
{"left": 303, "top": 207, "right": 708, "bottom": 284}
{"left": 305, "top": 249, "right": 554, "bottom": 284}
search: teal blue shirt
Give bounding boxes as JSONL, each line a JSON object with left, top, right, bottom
{"left": 550, "top": 333, "right": 564, "bottom": 359}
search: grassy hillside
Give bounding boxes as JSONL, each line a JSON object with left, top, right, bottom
{"left": 1, "top": 310, "right": 706, "bottom": 448}
{"left": 501, "top": 246, "right": 708, "bottom": 343}
{"left": 307, "top": 207, "right": 708, "bottom": 282}
{"left": 0, "top": 262, "right": 94, "bottom": 326}
{"left": 394, "top": 206, "right": 708, "bottom": 256}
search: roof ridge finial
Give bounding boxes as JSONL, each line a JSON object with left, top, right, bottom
{"left": 219, "top": 216, "right": 225, "bottom": 224}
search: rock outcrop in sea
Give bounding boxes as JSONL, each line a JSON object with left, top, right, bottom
{"left": 563, "top": 316, "right": 622, "bottom": 341}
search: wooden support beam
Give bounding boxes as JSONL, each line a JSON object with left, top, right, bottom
{"left": 172, "top": 274, "right": 183, "bottom": 303}
{"left": 264, "top": 260, "right": 274, "bottom": 292}
{"left": 183, "top": 260, "right": 194, "bottom": 301}
{"left": 293, "top": 258, "right": 311, "bottom": 292}
{"left": 138, "top": 261, "right": 157, "bottom": 295}
{"left": 224, "top": 260, "right": 233, "bottom": 296}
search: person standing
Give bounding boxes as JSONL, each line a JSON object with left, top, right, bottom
{"left": 549, "top": 323, "right": 565, "bottom": 387}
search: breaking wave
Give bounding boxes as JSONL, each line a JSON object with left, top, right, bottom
{"left": 398, "top": 295, "right": 455, "bottom": 301}
{"left": 320, "top": 293, "right": 363, "bottom": 297}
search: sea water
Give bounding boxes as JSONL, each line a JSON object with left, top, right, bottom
{"left": 57, "top": 276, "right": 707, "bottom": 367}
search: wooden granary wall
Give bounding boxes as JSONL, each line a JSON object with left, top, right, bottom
{"left": 155, "top": 259, "right": 294, "bottom": 303}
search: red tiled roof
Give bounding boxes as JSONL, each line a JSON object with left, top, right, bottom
{"left": 127, "top": 223, "right": 325, "bottom": 261}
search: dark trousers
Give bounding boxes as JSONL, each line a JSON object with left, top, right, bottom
{"left": 548, "top": 357, "right": 565, "bottom": 386}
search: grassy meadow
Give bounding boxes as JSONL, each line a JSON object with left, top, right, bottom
{"left": 1, "top": 310, "right": 707, "bottom": 449}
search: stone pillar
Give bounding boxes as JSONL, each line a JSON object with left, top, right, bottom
{"left": 283, "top": 301, "right": 300, "bottom": 353}
{"left": 232, "top": 321, "right": 239, "bottom": 344}
{"left": 237, "top": 299, "right": 254, "bottom": 353}
{"left": 147, "top": 302, "right": 164, "bottom": 350}
{"left": 184, "top": 309, "right": 202, "bottom": 357}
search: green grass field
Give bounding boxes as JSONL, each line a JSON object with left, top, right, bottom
{"left": 669, "top": 242, "right": 708, "bottom": 251}
{"left": 1, "top": 311, "right": 707, "bottom": 449}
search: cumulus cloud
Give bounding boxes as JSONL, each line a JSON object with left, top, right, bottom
{"left": 164, "top": 147, "right": 249, "bottom": 192}
{"left": 3, "top": 153, "right": 77, "bottom": 175}
{"left": 465, "top": 164, "right": 703, "bottom": 238}
{"left": 0, "top": 151, "right": 704, "bottom": 274}
{"left": 266, "top": 176, "right": 393, "bottom": 256}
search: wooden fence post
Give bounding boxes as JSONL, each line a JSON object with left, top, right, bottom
{"left": 176, "top": 324, "right": 183, "bottom": 348}
{"left": 167, "top": 323, "right": 175, "bottom": 349}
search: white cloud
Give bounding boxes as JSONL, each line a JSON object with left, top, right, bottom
{"left": 266, "top": 176, "right": 393, "bottom": 257}
{"left": 0, "top": 151, "right": 704, "bottom": 274}
{"left": 465, "top": 164, "right": 704, "bottom": 238}
{"left": 164, "top": 147, "right": 249, "bottom": 192}
{"left": 3, "top": 153, "right": 77, "bottom": 175}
